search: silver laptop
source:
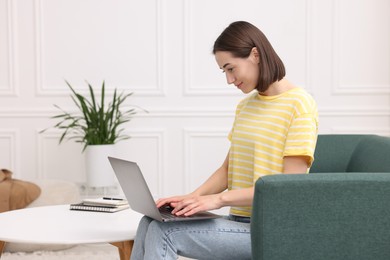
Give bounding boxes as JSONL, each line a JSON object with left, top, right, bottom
{"left": 108, "top": 157, "right": 221, "bottom": 222}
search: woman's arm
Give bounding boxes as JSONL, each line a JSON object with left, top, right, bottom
{"left": 159, "top": 155, "right": 310, "bottom": 216}
{"left": 156, "top": 152, "right": 229, "bottom": 208}
{"left": 191, "top": 152, "right": 230, "bottom": 196}
{"left": 217, "top": 155, "right": 310, "bottom": 204}
{"left": 283, "top": 155, "right": 310, "bottom": 174}
{"left": 208, "top": 155, "right": 310, "bottom": 207}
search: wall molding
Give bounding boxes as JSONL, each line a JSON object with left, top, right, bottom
{"left": 1, "top": 106, "right": 389, "bottom": 118}
{"left": 183, "top": 128, "right": 230, "bottom": 192}
{"left": 119, "top": 128, "right": 166, "bottom": 196}
{"left": 182, "top": 0, "right": 241, "bottom": 96}
{"left": 0, "top": 107, "right": 235, "bottom": 118}
{"left": 304, "top": 0, "right": 313, "bottom": 93}
{"left": 36, "top": 128, "right": 166, "bottom": 190}
{"left": 36, "top": 129, "right": 63, "bottom": 179}
{"left": 183, "top": 0, "right": 312, "bottom": 96}
{"left": 1, "top": 0, "right": 389, "bottom": 193}
{"left": 330, "top": 127, "right": 390, "bottom": 136}
{"left": 0, "top": 0, "right": 19, "bottom": 97}
{"left": 319, "top": 107, "right": 390, "bottom": 117}
{"left": 331, "top": 0, "right": 390, "bottom": 95}
{"left": 33, "top": 0, "right": 165, "bottom": 97}
{"left": 0, "top": 129, "right": 20, "bottom": 176}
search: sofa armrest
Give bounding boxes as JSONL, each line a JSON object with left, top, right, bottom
{"left": 251, "top": 172, "right": 390, "bottom": 260}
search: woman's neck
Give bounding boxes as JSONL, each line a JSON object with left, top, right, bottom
{"left": 260, "top": 78, "right": 296, "bottom": 96}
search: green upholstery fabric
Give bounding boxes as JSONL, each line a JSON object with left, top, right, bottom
{"left": 347, "top": 135, "right": 390, "bottom": 173}
{"left": 251, "top": 134, "right": 390, "bottom": 260}
{"left": 310, "top": 135, "right": 369, "bottom": 173}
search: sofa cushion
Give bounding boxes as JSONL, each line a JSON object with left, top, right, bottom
{"left": 310, "top": 135, "right": 367, "bottom": 173}
{"left": 347, "top": 135, "right": 390, "bottom": 173}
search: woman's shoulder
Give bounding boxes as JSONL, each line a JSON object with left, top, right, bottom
{"left": 286, "top": 88, "right": 317, "bottom": 114}
{"left": 281, "top": 87, "right": 313, "bottom": 101}
{"left": 284, "top": 86, "right": 310, "bottom": 96}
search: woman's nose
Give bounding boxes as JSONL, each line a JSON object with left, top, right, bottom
{"left": 226, "top": 73, "right": 235, "bottom": 84}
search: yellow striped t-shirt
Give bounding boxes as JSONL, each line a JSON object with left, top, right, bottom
{"left": 228, "top": 88, "right": 318, "bottom": 217}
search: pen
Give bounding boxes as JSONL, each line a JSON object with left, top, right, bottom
{"left": 103, "top": 197, "right": 124, "bottom": 201}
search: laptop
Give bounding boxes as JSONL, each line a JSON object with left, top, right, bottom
{"left": 108, "top": 156, "right": 221, "bottom": 222}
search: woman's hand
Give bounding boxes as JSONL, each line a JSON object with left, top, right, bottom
{"left": 155, "top": 151, "right": 230, "bottom": 216}
{"left": 156, "top": 194, "right": 223, "bottom": 216}
{"left": 156, "top": 194, "right": 191, "bottom": 210}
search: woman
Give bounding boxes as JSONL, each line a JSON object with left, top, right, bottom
{"left": 131, "top": 21, "right": 318, "bottom": 260}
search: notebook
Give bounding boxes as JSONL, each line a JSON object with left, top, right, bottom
{"left": 81, "top": 197, "right": 128, "bottom": 207}
{"left": 108, "top": 156, "right": 221, "bottom": 222}
{"left": 70, "top": 202, "right": 129, "bottom": 213}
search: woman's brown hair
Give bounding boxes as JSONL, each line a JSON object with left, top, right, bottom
{"left": 213, "top": 21, "right": 285, "bottom": 92}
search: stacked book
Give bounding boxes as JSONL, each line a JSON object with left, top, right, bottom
{"left": 70, "top": 197, "right": 129, "bottom": 213}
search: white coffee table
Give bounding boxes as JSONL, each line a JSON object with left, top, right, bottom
{"left": 0, "top": 204, "right": 143, "bottom": 260}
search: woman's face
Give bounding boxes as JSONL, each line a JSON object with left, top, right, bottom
{"left": 214, "top": 48, "right": 259, "bottom": 94}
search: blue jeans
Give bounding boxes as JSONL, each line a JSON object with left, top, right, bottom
{"left": 130, "top": 215, "right": 251, "bottom": 260}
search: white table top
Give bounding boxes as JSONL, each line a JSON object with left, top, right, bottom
{"left": 0, "top": 204, "right": 143, "bottom": 245}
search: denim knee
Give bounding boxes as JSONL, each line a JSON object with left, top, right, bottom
{"left": 139, "top": 216, "right": 153, "bottom": 228}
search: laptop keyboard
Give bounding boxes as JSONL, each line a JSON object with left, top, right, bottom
{"left": 159, "top": 206, "right": 189, "bottom": 219}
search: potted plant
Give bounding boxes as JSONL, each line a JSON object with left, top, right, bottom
{"left": 43, "top": 80, "right": 145, "bottom": 187}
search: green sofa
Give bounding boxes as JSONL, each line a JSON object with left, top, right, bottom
{"left": 251, "top": 135, "right": 390, "bottom": 260}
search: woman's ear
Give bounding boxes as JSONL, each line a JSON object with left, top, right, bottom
{"left": 251, "top": 47, "right": 260, "bottom": 63}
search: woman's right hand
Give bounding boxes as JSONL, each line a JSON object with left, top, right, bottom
{"left": 155, "top": 194, "right": 193, "bottom": 209}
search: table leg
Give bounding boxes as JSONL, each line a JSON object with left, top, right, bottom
{"left": 0, "top": 241, "right": 6, "bottom": 257}
{"left": 110, "top": 240, "right": 134, "bottom": 260}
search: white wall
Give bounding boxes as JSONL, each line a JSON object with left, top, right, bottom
{"left": 1, "top": 0, "right": 389, "bottom": 197}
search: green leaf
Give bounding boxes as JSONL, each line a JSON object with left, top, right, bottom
{"left": 40, "top": 80, "right": 147, "bottom": 152}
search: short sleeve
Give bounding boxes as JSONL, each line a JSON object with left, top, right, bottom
{"left": 283, "top": 113, "right": 318, "bottom": 166}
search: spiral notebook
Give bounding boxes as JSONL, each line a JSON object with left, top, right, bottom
{"left": 70, "top": 202, "right": 129, "bottom": 213}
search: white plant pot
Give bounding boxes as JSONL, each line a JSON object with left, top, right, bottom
{"left": 85, "top": 144, "right": 116, "bottom": 188}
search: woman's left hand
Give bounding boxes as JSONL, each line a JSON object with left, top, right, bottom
{"left": 170, "top": 194, "right": 222, "bottom": 216}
